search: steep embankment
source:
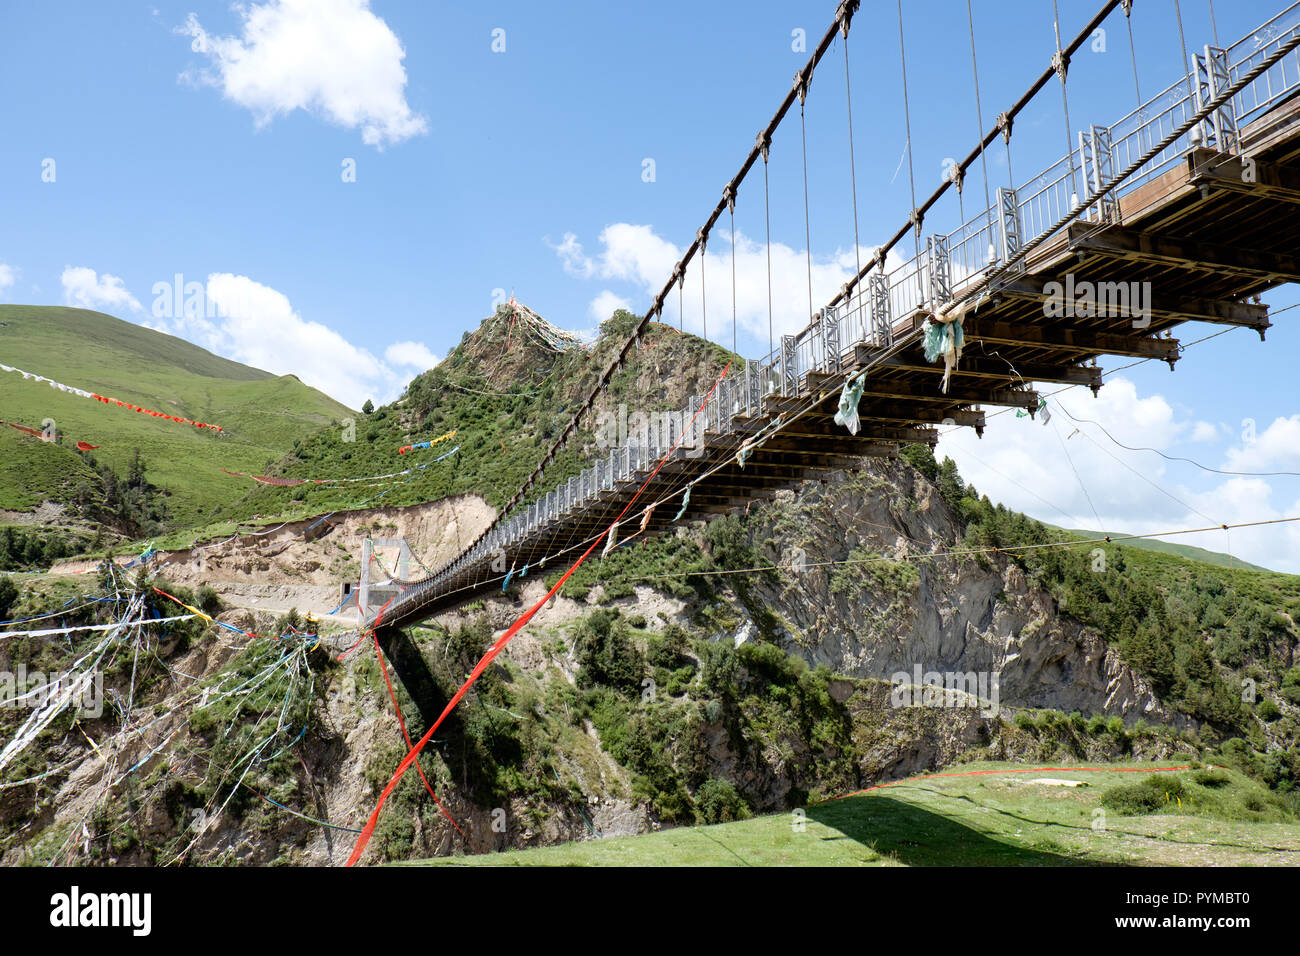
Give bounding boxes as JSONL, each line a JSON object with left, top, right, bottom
{"left": 152, "top": 495, "right": 496, "bottom": 622}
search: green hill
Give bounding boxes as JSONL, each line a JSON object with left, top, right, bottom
{"left": 0, "top": 305, "right": 354, "bottom": 528}
{"left": 1055, "top": 525, "right": 1270, "bottom": 572}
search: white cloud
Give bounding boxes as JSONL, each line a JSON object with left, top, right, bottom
{"left": 550, "top": 223, "right": 902, "bottom": 348}
{"left": 384, "top": 340, "right": 439, "bottom": 371}
{"left": 180, "top": 0, "right": 427, "bottom": 147}
{"left": 0, "top": 263, "right": 16, "bottom": 299}
{"left": 150, "top": 272, "right": 430, "bottom": 409}
{"left": 61, "top": 266, "right": 142, "bottom": 313}
{"left": 588, "top": 290, "right": 631, "bottom": 322}
{"left": 1189, "top": 420, "right": 1220, "bottom": 442}
{"left": 936, "top": 377, "right": 1300, "bottom": 573}
{"left": 1224, "top": 414, "right": 1300, "bottom": 474}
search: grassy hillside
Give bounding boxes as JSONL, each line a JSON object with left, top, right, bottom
{"left": 216, "top": 306, "right": 734, "bottom": 528}
{"left": 1056, "top": 525, "right": 1269, "bottom": 572}
{"left": 0, "top": 305, "right": 354, "bottom": 528}
{"left": 407, "top": 762, "right": 1300, "bottom": 866}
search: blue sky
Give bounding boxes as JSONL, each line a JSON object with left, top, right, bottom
{"left": 2, "top": 0, "right": 1298, "bottom": 570}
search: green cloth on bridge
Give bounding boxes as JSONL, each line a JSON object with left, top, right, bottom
{"left": 673, "top": 485, "right": 692, "bottom": 522}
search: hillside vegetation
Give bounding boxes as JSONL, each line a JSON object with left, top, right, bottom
{"left": 0, "top": 305, "right": 354, "bottom": 529}
{"left": 220, "top": 306, "right": 733, "bottom": 526}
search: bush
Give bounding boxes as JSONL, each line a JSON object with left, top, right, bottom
{"left": 1100, "top": 773, "right": 1188, "bottom": 814}
{"left": 694, "top": 778, "right": 750, "bottom": 825}
{"left": 1281, "top": 668, "right": 1300, "bottom": 706}
{"left": 1191, "top": 768, "right": 1230, "bottom": 789}
{"left": 647, "top": 624, "right": 690, "bottom": 671}
{"left": 197, "top": 585, "right": 223, "bottom": 617}
{"left": 900, "top": 442, "right": 939, "bottom": 481}
{"left": 0, "top": 574, "right": 17, "bottom": 619}
{"left": 1257, "top": 698, "right": 1281, "bottom": 722}
{"left": 573, "top": 610, "right": 643, "bottom": 694}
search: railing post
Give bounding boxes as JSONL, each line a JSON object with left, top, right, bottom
{"left": 827, "top": 304, "right": 842, "bottom": 373}
{"left": 781, "top": 335, "right": 797, "bottom": 396}
{"left": 809, "top": 310, "right": 825, "bottom": 373}
{"left": 926, "top": 235, "right": 952, "bottom": 312}
{"left": 1079, "top": 126, "right": 1118, "bottom": 223}
{"left": 997, "top": 186, "right": 1024, "bottom": 272}
{"left": 1196, "top": 45, "right": 1239, "bottom": 153}
{"left": 869, "top": 272, "right": 892, "bottom": 346}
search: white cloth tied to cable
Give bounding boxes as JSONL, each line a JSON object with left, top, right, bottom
{"left": 923, "top": 301, "right": 967, "bottom": 394}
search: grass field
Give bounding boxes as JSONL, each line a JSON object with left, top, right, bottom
{"left": 403, "top": 762, "right": 1300, "bottom": 866}
{"left": 0, "top": 305, "right": 354, "bottom": 526}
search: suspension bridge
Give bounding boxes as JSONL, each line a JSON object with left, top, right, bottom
{"left": 364, "top": 0, "right": 1300, "bottom": 633}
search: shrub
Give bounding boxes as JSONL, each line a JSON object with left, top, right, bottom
{"left": 647, "top": 624, "right": 690, "bottom": 671}
{"left": 694, "top": 778, "right": 750, "bottom": 825}
{"left": 197, "top": 585, "right": 223, "bottom": 617}
{"left": 1100, "top": 773, "right": 1188, "bottom": 814}
{"left": 1192, "top": 768, "right": 1230, "bottom": 789}
{"left": 573, "top": 610, "right": 643, "bottom": 694}
{"left": 0, "top": 574, "right": 17, "bottom": 619}
{"left": 900, "top": 442, "right": 939, "bottom": 481}
{"left": 1257, "top": 698, "right": 1281, "bottom": 722}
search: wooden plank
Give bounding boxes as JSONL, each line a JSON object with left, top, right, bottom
{"left": 1066, "top": 222, "right": 1300, "bottom": 285}
{"left": 957, "top": 316, "right": 1181, "bottom": 361}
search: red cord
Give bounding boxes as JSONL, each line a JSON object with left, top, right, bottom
{"left": 371, "top": 632, "right": 465, "bottom": 838}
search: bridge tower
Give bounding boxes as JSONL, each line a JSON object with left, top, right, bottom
{"left": 359, "top": 537, "right": 413, "bottom": 618}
